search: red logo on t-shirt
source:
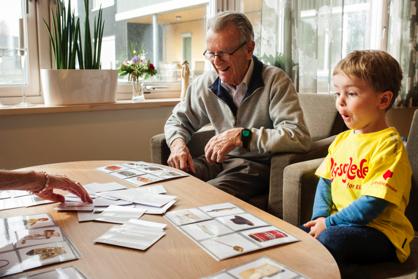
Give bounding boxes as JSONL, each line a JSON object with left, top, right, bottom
{"left": 383, "top": 170, "right": 393, "bottom": 180}
{"left": 330, "top": 157, "right": 368, "bottom": 181}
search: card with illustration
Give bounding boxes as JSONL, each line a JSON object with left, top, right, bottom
{"left": 242, "top": 226, "right": 298, "bottom": 248}
{"left": 165, "top": 208, "right": 212, "bottom": 226}
{"left": 56, "top": 201, "right": 94, "bottom": 212}
{"left": 109, "top": 169, "right": 145, "bottom": 180}
{"left": 202, "top": 271, "right": 235, "bottom": 279}
{"left": 0, "top": 250, "right": 23, "bottom": 277}
{"left": 125, "top": 173, "right": 161, "bottom": 186}
{"left": 96, "top": 164, "right": 127, "bottom": 173}
{"left": 199, "top": 203, "right": 245, "bottom": 218}
{"left": 227, "top": 256, "right": 307, "bottom": 279}
{"left": 18, "top": 240, "right": 78, "bottom": 271}
{"left": 216, "top": 213, "right": 268, "bottom": 231}
{"left": 181, "top": 220, "right": 233, "bottom": 241}
{"left": 200, "top": 233, "right": 259, "bottom": 260}
{"left": 15, "top": 226, "right": 63, "bottom": 248}
{"left": 18, "top": 266, "right": 88, "bottom": 279}
{"left": 23, "top": 214, "right": 55, "bottom": 229}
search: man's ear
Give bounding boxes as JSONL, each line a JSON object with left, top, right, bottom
{"left": 379, "top": 91, "right": 393, "bottom": 110}
{"left": 245, "top": 41, "right": 255, "bottom": 59}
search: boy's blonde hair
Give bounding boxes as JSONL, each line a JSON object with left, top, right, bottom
{"left": 333, "top": 50, "right": 402, "bottom": 107}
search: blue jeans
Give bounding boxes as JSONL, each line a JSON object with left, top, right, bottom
{"left": 300, "top": 225, "right": 397, "bottom": 265}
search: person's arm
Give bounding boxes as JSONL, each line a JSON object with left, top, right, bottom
{"left": 325, "top": 196, "right": 389, "bottom": 227}
{"left": 248, "top": 71, "right": 311, "bottom": 154}
{"left": 311, "top": 177, "right": 333, "bottom": 219}
{"left": 0, "top": 170, "right": 92, "bottom": 203}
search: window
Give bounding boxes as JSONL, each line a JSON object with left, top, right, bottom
{"left": 0, "top": 0, "right": 39, "bottom": 102}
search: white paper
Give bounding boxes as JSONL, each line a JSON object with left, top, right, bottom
{"left": 101, "top": 189, "right": 176, "bottom": 207}
{"left": 126, "top": 219, "right": 167, "bottom": 230}
{"left": 85, "top": 182, "right": 128, "bottom": 194}
{"left": 93, "top": 197, "right": 132, "bottom": 207}
{"left": 55, "top": 201, "right": 94, "bottom": 212}
{"left": 95, "top": 223, "right": 165, "bottom": 250}
{"left": 95, "top": 205, "right": 146, "bottom": 224}
{"left": 134, "top": 199, "right": 176, "bottom": 215}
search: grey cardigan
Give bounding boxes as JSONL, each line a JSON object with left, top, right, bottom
{"left": 164, "top": 57, "right": 311, "bottom": 161}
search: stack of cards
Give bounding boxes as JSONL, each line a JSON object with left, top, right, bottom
{"left": 0, "top": 191, "right": 53, "bottom": 211}
{"left": 203, "top": 256, "right": 307, "bottom": 279}
{"left": 165, "top": 203, "right": 298, "bottom": 261}
{"left": 97, "top": 161, "right": 188, "bottom": 186}
{"left": 0, "top": 213, "right": 79, "bottom": 277}
{"left": 95, "top": 219, "right": 166, "bottom": 250}
{"left": 73, "top": 185, "right": 177, "bottom": 222}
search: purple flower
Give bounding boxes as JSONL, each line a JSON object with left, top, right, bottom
{"left": 131, "top": 55, "right": 139, "bottom": 63}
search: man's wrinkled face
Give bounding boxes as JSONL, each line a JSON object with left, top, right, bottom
{"left": 206, "top": 24, "right": 254, "bottom": 86}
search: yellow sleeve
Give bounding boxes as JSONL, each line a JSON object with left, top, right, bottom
{"left": 361, "top": 137, "right": 412, "bottom": 206}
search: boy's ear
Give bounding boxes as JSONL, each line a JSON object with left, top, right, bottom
{"left": 378, "top": 91, "right": 393, "bottom": 110}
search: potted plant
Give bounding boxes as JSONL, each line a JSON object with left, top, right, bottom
{"left": 41, "top": 0, "right": 117, "bottom": 105}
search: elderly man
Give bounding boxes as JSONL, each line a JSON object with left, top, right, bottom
{"left": 165, "top": 12, "right": 311, "bottom": 202}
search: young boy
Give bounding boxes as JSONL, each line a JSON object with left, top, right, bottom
{"left": 303, "top": 50, "right": 414, "bottom": 267}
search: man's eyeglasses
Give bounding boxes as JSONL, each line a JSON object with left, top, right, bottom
{"left": 203, "top": 41, "right": 247, "bottom": 62}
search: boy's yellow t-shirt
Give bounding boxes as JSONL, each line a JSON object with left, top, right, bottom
{"left": 316, "top": 127, "right": 414, "bottom": 262}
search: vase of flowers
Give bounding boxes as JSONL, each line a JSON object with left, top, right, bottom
{"left": 118, "top": 50, "right": 157, "bottom": 102}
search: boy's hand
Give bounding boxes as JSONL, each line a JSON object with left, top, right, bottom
{"left": 304, "top": 217, "right": 327, "bottom": 238}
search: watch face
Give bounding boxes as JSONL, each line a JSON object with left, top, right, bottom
{"left": 242, "top": 129, "right": 251, "bottom": 137}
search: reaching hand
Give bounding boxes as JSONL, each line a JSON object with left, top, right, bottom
{"left": 304, "top": 217, "right": 327, "bottom": 238}
{"left": 204, "top": 128, "right": 243, "bottom": 164}
{"left": 35, "top": 174, "right": 92, "bottom": 204}
{"left": 167, "top": 138, "right": 196, "bottom": 173}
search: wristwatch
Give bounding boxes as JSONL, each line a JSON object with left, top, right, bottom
{"left": 241, "top": 128, "right": 252, "bottom": 150}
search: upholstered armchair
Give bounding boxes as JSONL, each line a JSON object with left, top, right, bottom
{"left": 150, "top": 93, "right": 346, "bottom": 217}
{"left": 283, "top": 110, "right": 418, "bottom": 278}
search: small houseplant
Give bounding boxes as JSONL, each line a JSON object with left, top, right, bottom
{"left": 40, "top": 0, "right": 117, "bottom": 105}
{"left": 118, "top": 49, "right": 157, "bottom": 101}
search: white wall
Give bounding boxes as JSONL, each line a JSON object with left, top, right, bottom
{"left": 0, "top": 107, "right": 174, "bottom": 169}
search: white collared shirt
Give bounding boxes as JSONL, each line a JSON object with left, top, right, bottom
{"left": 221, "top": 59, "right": 254, "bottom": 108}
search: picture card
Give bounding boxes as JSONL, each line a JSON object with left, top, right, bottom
{"left": 181, "top": 220, "right": 233, "bottom": 241}
{"left": 23, "top": 214, "right": 55, "bottom": 229}
{"left": 17, "top": 266, "right": 88, "bottom": 279}
{"left": 0, "top": 250, "right": 23, "bottom": 277}
{"left": 202, "top": 272, "right": 235, "bottom": 279}
{"left": 165, "top": 208, "right": 212, "bottom": 226}
{"left": 109, "top": 169, "right": 145, "bottom": 180}
{"left": 242, "top": 226, "right": 298, "bottom": 248}
{"left": 227, "top": 256, "right": 307, "bottom": 279}
{"left": 125, "top": 173, "right": 161, "bottom": 186}
{"left": 96, "top": 164, "right": 127, "bottom": 173}
{"left": 18, "top": 240, "right": 78, "bottom": 271}
{"left": 216, "top": 213, "right": 268, "bottom": 231}
{"left": 102, "top": 189, "right": 176, "bottom": 207}
{"left": 15, "top": 226, "right": 63, "bottom": 248}
{"left": 200, "top": 233, "right": 259, "bottom": 261}
{"left": 55, "top": 201, "right": 94, "bottom": 212}
{"left": 199, "top": 203, "right": 245, "bottom": 218}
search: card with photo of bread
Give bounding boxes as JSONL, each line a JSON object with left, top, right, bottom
{"left": 15, "top": 226, "right": 63, "bottom": 248}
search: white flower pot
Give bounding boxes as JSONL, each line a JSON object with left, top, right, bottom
{"left": 41, "top": 69, "right": 117, "bottom": 105}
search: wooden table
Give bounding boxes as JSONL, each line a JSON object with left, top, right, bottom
{"left": 6, "top": 161, "right": 340, "bottom": 279}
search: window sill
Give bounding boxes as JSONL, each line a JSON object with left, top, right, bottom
{"left": 0, "top": 98, "right": 180, "bottom": 116}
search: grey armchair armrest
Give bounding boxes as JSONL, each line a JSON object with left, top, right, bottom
{"left": 282, "top": 158, "right": 323, "bottom": 226}
{"left": 268, "top": 137, "right": 335, "bottom": 217}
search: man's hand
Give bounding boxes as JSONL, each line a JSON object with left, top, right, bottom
{"left": 303, "top": 217, "right": 327, "bottom": 238}
{"left": 167, "top": 138, "right": 196, "bottom": 173}
{"left": 204, "top": 128, "right": 243, "bottom": 164}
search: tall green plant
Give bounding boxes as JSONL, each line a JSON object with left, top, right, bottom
{"left": 44, "top": 0, "right": 104, "bottom": 69}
